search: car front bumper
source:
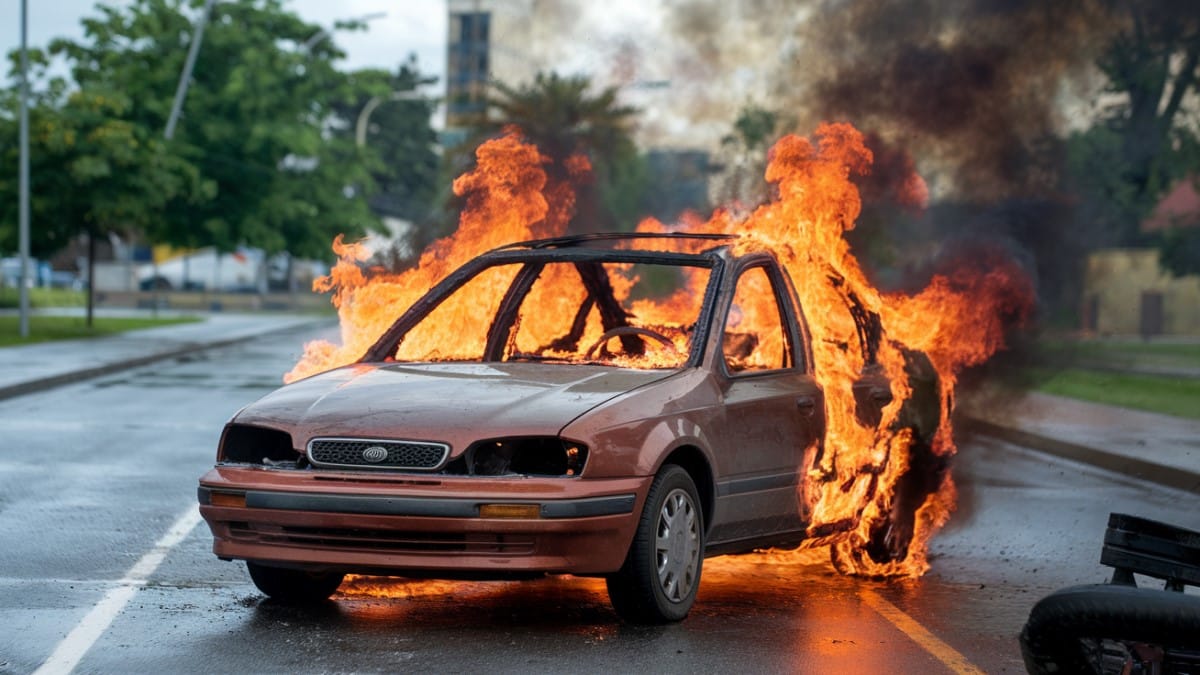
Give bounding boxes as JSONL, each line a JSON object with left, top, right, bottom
{"left": 197, "top": 466, "right": 651, "bottom": 576}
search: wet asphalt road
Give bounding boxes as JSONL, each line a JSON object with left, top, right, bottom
{"left": 0, "top": 324, "right": 1195, "bottom": 674}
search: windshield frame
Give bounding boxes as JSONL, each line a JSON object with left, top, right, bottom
{"left": 360, "top": 247, "right": 727, "bottom": 369}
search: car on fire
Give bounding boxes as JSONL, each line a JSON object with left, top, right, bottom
{"left": 197, "top": 232, "right": 940, "bottom": 623}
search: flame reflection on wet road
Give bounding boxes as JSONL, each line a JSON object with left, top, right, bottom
{"left": 327, "top": 555, "right": 979, "bottom": 673}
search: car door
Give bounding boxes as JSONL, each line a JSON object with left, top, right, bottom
{"left": 706, "top": 262, "right": 825, "bottom": 546}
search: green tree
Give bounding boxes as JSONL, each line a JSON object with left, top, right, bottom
{"left": 713, "top": 104, "right": 780, "bottom": 207}
{"left": 1077, "top": 0, "right": 1200, "bottom": 273}
{"left": 0, "top": 50, "right": 79, "bottom": 257}
{"left": 335, "top": 57, "right": 440, "bottom": 225}
{"left": 1098, "top": 0, "right": 1200, "bottom": 210}
{"left": 49, "top": 0, "right": 381, "bottom": 258}
{"left": 0, "top": 51, "right": 201, "bottom": 324}
{"left": 488, "top": 72, "right": 641, "bottom": 232}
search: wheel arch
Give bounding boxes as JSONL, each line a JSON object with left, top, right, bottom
{"left": 657, "top": 444, "right": 714, "bottom": 536}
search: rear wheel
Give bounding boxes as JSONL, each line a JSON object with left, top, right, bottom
{"left": 607, "top": 465, "right": 704, "bottom": 623}
{"left": 246, "top": 561, "right": 344, "bottom": 604}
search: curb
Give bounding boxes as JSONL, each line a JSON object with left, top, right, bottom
{"left": 964, "top": 417, "right": 1200, "bottom": 495}
{"left": 0, "top": 318, "right": 331, "bottom": 403}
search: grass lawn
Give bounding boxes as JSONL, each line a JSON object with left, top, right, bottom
{"left": 0, "top": 315, "right": 200, "bottom": 347}
{"left": 1040, "top": 339, "right": 1200, "bottom": 370}
{"left": 1030, "top": 367, "right": 1200, "bottom": 420}
{"left": 0, "top": 287, "right": 86, "bottom": 308}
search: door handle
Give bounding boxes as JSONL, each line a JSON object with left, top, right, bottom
{"left": 796, "top": 396, "right": 817, "bottom": 416}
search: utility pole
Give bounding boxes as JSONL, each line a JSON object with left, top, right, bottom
{"left": 18, "top": 0, "right": 31, "bottom": 338}
{"left": 356, "top": 91, "right": 424, "bottom": 148}
{"left": 163, "top": 0, "right": 216, "bottom": 298}
{"left": 165, "top": 0, "right": 217, "bottom": 140}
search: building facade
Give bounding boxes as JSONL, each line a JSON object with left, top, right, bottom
{"left": 1083, "top": 248, "right": 1200, "bottom": 336}
{"left": 445, "top": 0, "right": 547, "bottom": 133}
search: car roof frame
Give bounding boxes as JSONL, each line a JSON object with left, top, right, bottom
{"left": 361, "top": 244, "right": 730, "bottom": 367}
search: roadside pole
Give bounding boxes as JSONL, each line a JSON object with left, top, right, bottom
{"left": 162, "top": 0, "right": 215, "bottom": 305}
{"left": 18, "top": 0, "right": 31, "bottom": 338}
{"left": 165, "top": 0, "right": 216, "bottom": 141}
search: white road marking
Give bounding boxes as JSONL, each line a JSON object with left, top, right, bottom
{"left": 33, "top": 506, "right": 203, "bottom": 675}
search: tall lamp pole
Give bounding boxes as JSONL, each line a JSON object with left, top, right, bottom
{"left": 165, "top": 0, "right": 217, "bottom": 140}
{"left": 17, "top": 0, "right": 30, "bottom": 338}
{"left": 355, "top": 91, "right": 424, "bottom": 147}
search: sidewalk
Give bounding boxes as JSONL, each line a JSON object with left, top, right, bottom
{"left": 0, "top": 312, "right": 333, "bottom": 401}
{"left": 964, "top": 391, "right": 1200, "bottom": 494}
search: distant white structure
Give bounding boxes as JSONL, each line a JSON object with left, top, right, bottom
{"left": 137, "top": 248, "right": 265, "bottom": 292}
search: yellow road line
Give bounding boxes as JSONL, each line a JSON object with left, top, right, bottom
{"left": 860, "top": 589, "right": 988, "bottom": 675}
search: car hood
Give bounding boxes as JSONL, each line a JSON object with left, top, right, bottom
{"left": 235, "top": 362, "right": 676, "bottom": 452}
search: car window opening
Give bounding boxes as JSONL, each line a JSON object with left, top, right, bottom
{"left": 723, "top": 265, "right": 794, "bottom": 373}
{"left": 393, "top": 260, "right": 712, "bottom": 369}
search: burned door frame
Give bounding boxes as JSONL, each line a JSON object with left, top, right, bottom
{"left": 705, "top": 257, "right": 824, "bottom": 549}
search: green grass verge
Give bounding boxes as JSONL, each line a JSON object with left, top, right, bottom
{"left": 1041, "top": 339, "right": 1200, "bottom": 370}
{"left": 1029, "top": 367, "right": 1200, "bottom": 420}
{"left": 0, "top": 287, "right": 87, "bottom": 309}
{"left": 0, "top": 315, "right": 200, "bottom": 347}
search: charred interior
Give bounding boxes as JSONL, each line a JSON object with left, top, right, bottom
{"left": 366, "top": 240, "right": 721, "bottom": 370}
{"left": 444, "top": 438, "right": 589, "bottom": 477}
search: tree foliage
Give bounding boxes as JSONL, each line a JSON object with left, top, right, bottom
{"left": 1, "top": 0, "right": 441, "bottom": 269}
{"left": 712, "top": 104, "right": 780, "bottom": 207}
{"left": 332, "top": 57, "right": 440, "bottom": 225}
{"left": 487, "top": 72, "right": 642, "bottom": 232}
{"left": 47, "top": 0, "right": 380, "bottom": 257}
{"left": 1097, "top": 0, "right": 1200, "bottom": 205}
{"left": 1070, "top": 0, "right": 1200, "bottom": 274}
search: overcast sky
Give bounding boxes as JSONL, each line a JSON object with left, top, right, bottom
{"left": 0, "top": 0, "right": 448, "bottom": 89}
{"left": 0, "top": 1, "right": 754, "bottom": 149}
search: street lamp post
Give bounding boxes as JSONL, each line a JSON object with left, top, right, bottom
{"left": 165, "top": 0, "right": 217, "bottom": 140}
{"left": 17, "top": 0, "right": 30, "bottom": 338}
{"left": 355, "top": 91, "right": 425, "bottom": 148}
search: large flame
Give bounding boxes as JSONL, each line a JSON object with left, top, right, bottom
{"left": 288, "top": 124, "right": 1033, "bottom": 577}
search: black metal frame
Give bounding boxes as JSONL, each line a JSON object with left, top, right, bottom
{"left": 491, "top": 232, "right": 738, "bottom": 251}
{"left": 1101, "top": 512, "right": 1200, "bottom": 592}
{"left": 361, "top": 242, "right": 730, "bottom": 368}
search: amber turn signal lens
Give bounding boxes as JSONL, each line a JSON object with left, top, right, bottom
{"left": 478, "top": 503, "right": 541, "bottom": 519}
{"left": 210, "top": 492, "right": 246, "bottom": 508}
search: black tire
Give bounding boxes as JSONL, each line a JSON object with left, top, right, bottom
{"left": 1020, "top": 584, "right": 1200, "bottom": 674}
{"left": 246, "top": 561, "right": 344, "bottom": 604}
{"left": 606, "top": 464, "right": 704, "bottom": 624}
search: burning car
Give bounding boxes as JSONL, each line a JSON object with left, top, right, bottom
{"left": 197, "top": 231, "right": 944, "bottom": 623}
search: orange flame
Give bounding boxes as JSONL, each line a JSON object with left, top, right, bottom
{"left": 286, "top": 132, "right": 570, "bottom": 382}
{"left": 289, "top": 124, "right": 1033, "bottom": 577}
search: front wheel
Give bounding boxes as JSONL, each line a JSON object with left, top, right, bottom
{"left": 246, "top": 561, "right": 344, "bottom": 604}
{"left": 606, "top": 464, "right": 704, "bottom": 623}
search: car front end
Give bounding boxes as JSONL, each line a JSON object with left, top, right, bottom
{"left": 197, "top": 361, "right": 677, "bottom": 577}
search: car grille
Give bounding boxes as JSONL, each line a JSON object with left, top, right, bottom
{"left": 229, "top": 523, "right": 534, "bottom": 555}
{"left": 307, "top": 438, "right": 448, "bottom": 471}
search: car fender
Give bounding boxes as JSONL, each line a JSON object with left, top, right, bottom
{"left": 561, "top": 368, "right": 720, "bottom": 479}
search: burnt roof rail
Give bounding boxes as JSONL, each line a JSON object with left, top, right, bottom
{"left": 493, "top": 232, "right": 739, "bottom": 251}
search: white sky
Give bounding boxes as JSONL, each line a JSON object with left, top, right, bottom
{"left": 0, "top": 0, "right": 449, "bottom": 89}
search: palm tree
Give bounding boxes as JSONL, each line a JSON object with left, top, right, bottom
{"left": 488, "top": 72, "right": 641, "bottom": 233}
